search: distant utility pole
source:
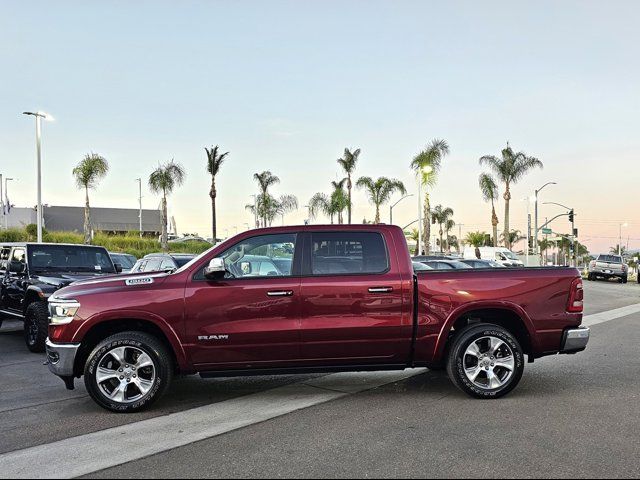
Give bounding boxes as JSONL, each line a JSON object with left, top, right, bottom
{"left": 136, "top": 178, "right": 143, "bottom": 238}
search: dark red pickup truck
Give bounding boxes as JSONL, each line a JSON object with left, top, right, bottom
{"left": 46, "top": 225, "right": 589, "bottom": 412}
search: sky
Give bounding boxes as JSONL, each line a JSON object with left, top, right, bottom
{"left": 1, "top": 0, "right": 639, "bottom": 254}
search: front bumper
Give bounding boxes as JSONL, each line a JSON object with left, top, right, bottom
{"left": 560, "top": 327, "right": 590, "bottom": 353}
{"left": 45, "top": 338, "right": 81, "bottom": 377}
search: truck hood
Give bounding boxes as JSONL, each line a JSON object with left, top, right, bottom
{"left": 51, "top": 272, "right": 170, "bottom": 300}
{"left": 35, "top": 272, "right": 117, "bottom": 289}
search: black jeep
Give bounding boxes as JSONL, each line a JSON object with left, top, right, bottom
{"left": 0, "top": 243, "right": 121, "bottom": 352}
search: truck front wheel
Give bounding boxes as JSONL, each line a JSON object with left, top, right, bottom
{"left": 24, "top": 302, "right": 49, "bottom": 353}
{"left": 84, "top": 332, "right": 173, "bottom": 413}
{"left": 446, "top": 324, "right": 525, "bottom": 399}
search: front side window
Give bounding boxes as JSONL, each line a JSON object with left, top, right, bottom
{"left": 310, "top": 232, "right": 388, "bottom": 275}
{"left": 212, "top": 233, "right": 297, "bottom": 279}
{"left": 0, "top": 247, "right": 11, "bottom": 272}
{"left": 143, "top": 258, "right": 162, "bottom": 272}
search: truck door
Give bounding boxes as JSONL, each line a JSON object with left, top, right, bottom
{"left": 3, "top": 247, "right": 27, "bottom": 312}
{"left": 184, "top": 233, "right": 303, "bottom": 370}
{"left": 299, "top": 230, "right": 412, "bottom": 366}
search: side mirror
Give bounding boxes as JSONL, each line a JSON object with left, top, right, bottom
{"left": 204, "top": 258, "right": 226, "bottom": 280}
{"left": 114, "top": 263, "right": 123, "bottom": 273}
{"left": 9, "top": 261, "right": 25, "bottom": 274}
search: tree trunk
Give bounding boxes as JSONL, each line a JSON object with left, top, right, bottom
{"left": 347, "top": 175, "right": 352, "bottom": 224}
{"left": 210, "top": 180, "right": 217, "bottom": 243}
{"left": 83, "top": 187, "right": 91, "bottom": 245}
{"left": 503, "top": 184, "right": 511, "bottom": 249}
{"left": 423, "top": 193, "right": 431, "bottom": 254}
{"left": 491, "top": 201, "right": 499, "bottom": 247}
{"left": 374, "top": 204, "right": 380, "bottom": 224}
{"left": 439, "top": 226, "right": 444, "bottom": 253}
{"left": 161, "top": 194, "right": 168, "bottom": 251}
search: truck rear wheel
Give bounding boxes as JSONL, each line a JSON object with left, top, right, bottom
{"left": 84, "top": 332, "right": 173, "bottom": 413}
{"left": 446, "top": 324, "right": 524, "bottom": 399}
{"left": 24, "top": 302, "right": 49, "bottom": 353}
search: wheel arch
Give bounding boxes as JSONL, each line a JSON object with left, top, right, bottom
{"left": 72, "top": 314, "right": 190, "bottom": 377}
{"left": 435, "top": 302, "right": 538, "bottom": 361}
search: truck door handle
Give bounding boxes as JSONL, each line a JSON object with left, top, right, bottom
{"left": 267, "top": 290, "right": 294, "bottom": 297}
{"left": 368, "top": 287, "right": 393, "bottom": 293}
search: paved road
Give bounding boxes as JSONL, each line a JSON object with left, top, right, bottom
{"left": 1, "top": 280, "right": 639, "bottom": 478}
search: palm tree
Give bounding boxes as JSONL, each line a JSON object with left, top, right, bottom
{"left": 445, "top": 219, "right": 456, "bottom": 252}
{"left": 501, "top": 229, "right": 525, "bottom": 250}
{"left": 149, "top": 160, "right": 186, "bottom": 250}
{"left": 337, "top": 148, "right": 360, "bottom": 224}
{"left": 610, "top": 245, "right": 627, "bottom": 256}
{"left": 410, "top": 139, "right": 450, "bottom": 253}
{"left": 252, "top": 171, "right": 280, "bottom": 227}
{"left": 539, "top": 237, "right": 552, "bottom": 265}
{"left": 72, "top": 153, "right": 109, "bottom": 244}
{"left": 479, "top": 144, "right": 543, "bottom": 248}
{"left": 431, "top": 205, "right": 454, "bottom": 253}
{"left": 356, "top": 176, "right": 406, "bottom": 224}
{"left": 269, "top": 194, "right": 299, "bottom": 226}
{"left": 309, "top": 180, "right": 349, "bottom": 224}
{"left": 205, "top": 145, "right": 229, "bottom": 242}
{"left": 405, "top": 229, "right": 420, "bottom": 255}
{"left": 464, "top": 231, "right": 489, "bottom": 259}
{"left": 479, "top": 173, "right": 499, "bottom": 247}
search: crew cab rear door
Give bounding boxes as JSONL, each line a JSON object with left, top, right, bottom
{"left": 298, "top": 229, "right": 412, "bottom": 366}
{"left": 184, "top": 232, "right": 303, "bottom": 370}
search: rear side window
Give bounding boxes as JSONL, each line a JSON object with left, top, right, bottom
{"left": 598, "top": 255, "right": 623, "bottom": 264}
{"left": 0, "top": 247, "right": 11, "bottom": 272}
{"left": 310, "top": 232, "right": 389, "bottom": 275}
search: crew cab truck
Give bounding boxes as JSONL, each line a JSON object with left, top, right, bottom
{"left": 45, "top": 225, "right": 589, "bottom": 412}
{"left": 0, "top": 243, "right": 120, "bottom": 352}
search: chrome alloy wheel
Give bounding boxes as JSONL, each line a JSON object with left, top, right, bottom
{"left": 96, "top": 346, "right": 156, "bottom": 403}
{"left": 463, "top": 336, "right": 515, "bottom": 390}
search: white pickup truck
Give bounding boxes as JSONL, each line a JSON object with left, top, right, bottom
{"left": 588, "top": 254, "right": 628, "bottom": 283}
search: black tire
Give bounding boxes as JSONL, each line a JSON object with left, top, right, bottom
{"left": 24, "top": 302, "right": 49, "bottom": 353}
{"left": 446, "top": 323, "right": 525, "bottom": 399}
{"left": 84, "top": 331, "right": 173, "bottom": 413}
{"left": 622, "top": 276, "right": 628, "bottom": 284}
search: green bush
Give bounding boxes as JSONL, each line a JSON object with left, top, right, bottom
{"left": 0, "top": 227, "right": 212, "bottom": 258}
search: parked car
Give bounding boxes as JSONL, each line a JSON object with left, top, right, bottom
{"left": 588, "top": 254, "right": 628, "bottom": 283}
{"left": 45, "top": 225, "right": 588, "bottom": 412}
{"left": 130, "top": 253, "right": 197, "bottom": 274}
{"left": 412, "top": 261, "right": 433, "bottom": 271}
{"left": 413, "top": 255, "right": 459, "bottom": 262}
{"left": 462, "top": 246, "right": 524, "bottom": 267}
{"left": 459, "top": 259, "right": 506, "bottom": 269}
{"left": 419, "top": 259, "right": 472, "bottom": 270}
{"left": 0, "top": 243, "right": 119, "bottom": 352}
{"left": 109, "top": 252, "right": 137, "bottom": 273}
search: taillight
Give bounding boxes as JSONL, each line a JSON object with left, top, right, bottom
{"left": 567, "top": 278, "right": 584, "bottom": 313}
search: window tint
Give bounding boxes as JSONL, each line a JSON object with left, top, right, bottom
{"left": 598, "top": 255, "right": 623, "bottom": 264}
{"left": 311, "top": 232, "right": 388, "bottom": 275}
{"left": 143, "top": 258, "right": 163, "bottom": 272}
{"left": 213, "top": 234, "right": 296, "bottom": 279}
{"left": 0, "top": 247, "right": 11, "bottom": 271}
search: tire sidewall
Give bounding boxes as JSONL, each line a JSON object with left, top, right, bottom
{"left": 84, "top": 335, "right": 168, "bottom": 413}
{"left": 24, "top": 302, "right": 48, "bottom": 353}
{"left": 450, "top": 325, "right": 524, "bottom": 399}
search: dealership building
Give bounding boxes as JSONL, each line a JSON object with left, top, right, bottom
{"left": 2, "top": 205, "right": 163, "bottom": 236}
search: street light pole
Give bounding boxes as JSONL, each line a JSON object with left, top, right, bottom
{"left": 416, "top": 175, "right": 422, "bottom": 255}
{"left": 543, "top": 201, "right": 576, "bottom": 266}
{"left": 23, "top": 111, "right": 53, "bottom": 243}
{"left": 389, "top": 194, "right": 414, "bottom": 225}
{"left": 619, "top": 223, "right": 628, "bottom": 256}
{"left": 4, "top": 177, "right": 14, "bottom": 229}
{"left": 534, "top": 182, "right": 556, "bottom": 257}
{"left": 136, "top": 178, "right": 143, "bottom": 238}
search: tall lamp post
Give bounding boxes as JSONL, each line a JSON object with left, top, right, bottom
{"left": 23, "top": 111, "right": 54, "bottom": 243}
{"left": 543, "top": 201, "right": 576, "bottom": 266}
{"left": 390, "top": 194, "right": 413, "bottom": 225}
{"left": 534, "top": 182, "right": 556, "bottom": 256}
{"left": 619, "top": 223, "right": 628, "bottom": 256}
{"left": 136, "top": 178, "right": 143, "bottom": 238}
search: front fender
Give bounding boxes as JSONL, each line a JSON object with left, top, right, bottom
{"left": 73, "top": 309, "right": 191, "bottom": 372}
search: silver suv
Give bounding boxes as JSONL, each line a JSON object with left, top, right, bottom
{"left": 588, "top": 254, "right": 628, "bottom": 283}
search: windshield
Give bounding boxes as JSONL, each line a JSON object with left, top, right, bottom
{"left": 111, "top": 254, "right": 136, "bottom": 269}
{"left": 502, "top": 251, "right": 520, "bottom": 260}
{"left": 28, "top": 245, "right": 115, "bottom": 274}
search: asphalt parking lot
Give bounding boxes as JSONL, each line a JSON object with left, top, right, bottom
{"left": 1, "top": 280, "right": 639, "bottom": 479}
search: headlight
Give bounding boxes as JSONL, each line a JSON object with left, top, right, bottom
{"left": 48, "top": 299, "right": 81, "bottom": 325}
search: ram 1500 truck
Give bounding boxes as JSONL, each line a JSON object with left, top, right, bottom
{"left": 45, "top": 225, "right": 589, "bottom": 412}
